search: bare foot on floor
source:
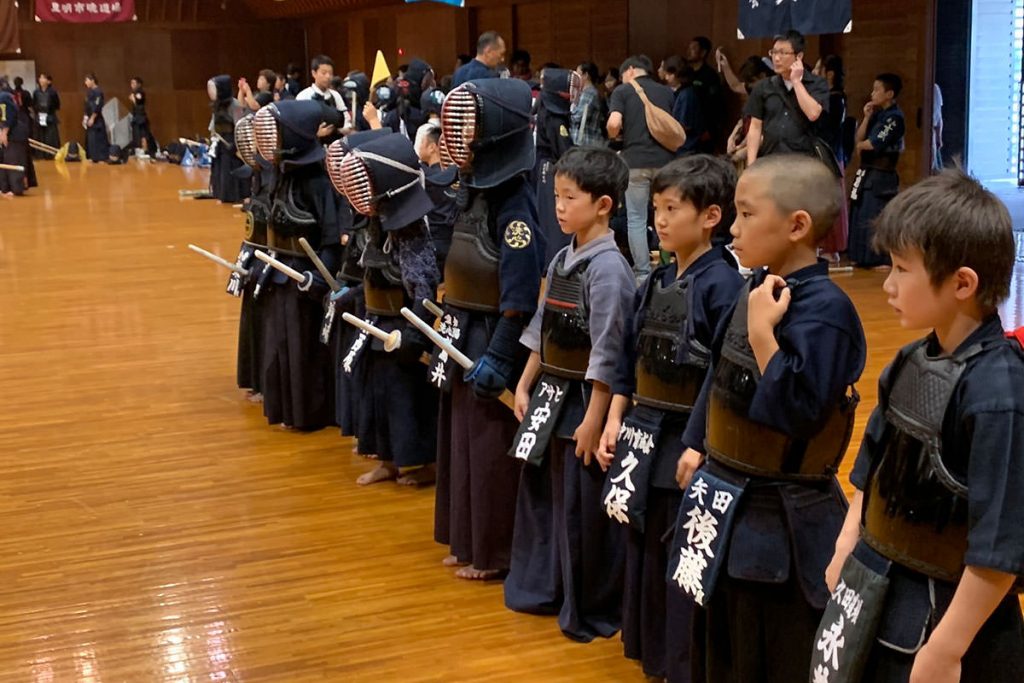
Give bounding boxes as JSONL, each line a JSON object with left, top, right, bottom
{"left": 356, "top": 463, "right": 398, "bottom": 486}
{"left": 245, "top": 391, "right": 263, "bottom": 404}
{"left": 396, "top": 464, "right": 436, "bottom": 487}
{"left": 455, "top": 565, "right": 506, "bottom": 581}
{"left": 442, "top": 555, "right": 469, "bottom": 568}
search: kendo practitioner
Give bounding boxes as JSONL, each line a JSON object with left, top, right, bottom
{"left": 10, "top": 79, "right": 37, "bottom": 190}
{"left": 380, "top": 59, "right": 434, "bottom": 142}
{"left": 674, "top": 155, "right": 865, "bottom": 683}
{"left": 324, "top": 129, "right": 390, "bottom": 453}
{"left": 339, "top": 71, "right": 372, "bottom": 132}
{"left": 600, "top": 156, "right": 743, "bottom": 679}
{"left": 415, "top": 122, "right": 458, "bottom": 276}
{"left": 228, "top": 112, "right": 273, "bottom": 401}
{"left": 507, "top": 146, "right": 634, "bottom": 642}
{"left": 129, "top": 76, "right": 158, "bottom": 155}
{"left": 848, "top": 73, "right": 905, "bottom": 270}
{"left": 534, "top": 68, "right": 579, "bottom": 268}
{"left": 0, "top": 86, "right": 26, "bottom": 197}
{"left": 333, "top": 133, "right": 442, "bottom": 486}
{"left": 816, "top": 169, "right": 1024, "bottom": 683}
{"left": 420, "top": 87, "right": 445, "bottom": 125}
{"left": 82, "top": 73, "right": 108, "bottom": 163}
{"left": 32, "top": 73, "right": 61, "bottom": 155}
{"left": 432, "top": 77, "right": 544, "bottom": 581}
{"left": 253, "top": 99, "right": 346, "bottom": 431}
{"left": 208, "top": 75, "right": 250, "bottom": 203}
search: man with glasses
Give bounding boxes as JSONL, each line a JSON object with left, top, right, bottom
{"left": 744, "top": 30, "right": 830, "bottom": 167}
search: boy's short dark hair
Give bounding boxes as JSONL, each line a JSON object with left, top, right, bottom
{"left": 873, "top": 166, "right": 1015, "bottom": 311}
{"left": 554, "top": 146, "right": 630, "bottom": 214}
{"left": 620, "top": 55, "right": 654, "bottom": 76}
{"left": 693, "top": 36, "right": 712, "bottom": 55}
{"left": 651, "top": 154, "right": 737, "bottom": 231}
{"left": 130, "top": 75, "right": 143, "bottom": 86}
{"left": 875, "top": 72, "right": 903, "bottom": 98}
{"left": 746, "top": 154, "right": 840, "bottom": 242}
{"left": 311, "top": 55, "right": 334, "bottom": 72}
{"left": 773, "top": 29, "right": 806, "bottom": 55}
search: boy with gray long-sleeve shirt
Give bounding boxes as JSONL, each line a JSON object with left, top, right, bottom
{"left": 504, "top": 147, "right": 635, "bottom": 642}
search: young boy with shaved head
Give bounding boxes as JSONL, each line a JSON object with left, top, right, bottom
{"left": 674, "top": 155, "right": 867, "bottom": 682}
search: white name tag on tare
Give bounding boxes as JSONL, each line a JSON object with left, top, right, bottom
{"left": 38, "top": 113, "right": 48, "bottom": 127}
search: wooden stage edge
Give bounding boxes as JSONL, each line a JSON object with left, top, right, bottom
{"left": 0, "top": 162, "right": 1022, "bottom": 682}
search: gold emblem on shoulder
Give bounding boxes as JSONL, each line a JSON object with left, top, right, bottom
{"left": 244, "top": 211, "right": 255, "bottom": 240}
{"left": 504, "top": 220, "right": 532, "bottom": 249}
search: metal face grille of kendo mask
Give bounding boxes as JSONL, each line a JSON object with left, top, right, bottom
{"left": 338, "top": 153, "right": 376, "bottom": 217}
{"left": 568, "top": 71, "right": 583, "bottom": 108}
{"left": 234, "top": 114, "right": 258, "bottom": 167}
{"left": 440, "top": 85, "right": 480, "bottom": 170}
{"left": 325, "top": 139, "right": 349, "bottom": 198}
{"left": 253, "top": 105, "right": 280, "bottom": 162}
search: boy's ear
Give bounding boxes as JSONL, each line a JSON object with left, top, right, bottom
{"left": 702, "top": 205, "right": 722, "bottom": 231}
{"left": 952, "top": 266, "right": 980, "bottom": 302}
{"left": 789, "top": 209, "right": 814, "bottom": 243}
{"left": 597, "top": 194, "right": 615, "bottom": 216}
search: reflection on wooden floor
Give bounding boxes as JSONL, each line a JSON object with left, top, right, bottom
{"left": 0, "top": 163, "right": 1022, "bottom": 682}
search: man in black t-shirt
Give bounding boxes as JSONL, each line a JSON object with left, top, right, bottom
{"left": 744, "top": 30, "right": 829, "bottom": 166}
{"left": 607, "top": 55, "right": 676, "bottom": 281}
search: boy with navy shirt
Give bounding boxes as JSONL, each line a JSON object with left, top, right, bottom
{"left": 675, "top": 154, "right": 866, "bottom": 683}
{"left": 599, "top": 155, "right": 744, "bottom": 681}
{"left": 506, "top": 146, "right": 635, "bottom": 642}
{"left": 848, "top": 73, "right": 906, "bottom": 269}
{"left": 817, "top": 168, "right": 1024, "bottom": 683}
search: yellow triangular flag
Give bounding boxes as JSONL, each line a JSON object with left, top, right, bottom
{"left": 371, "top": 50, "right": 392, "bottom": 88}
{"left": 54, "top": 142, "right": 69, "bottom": 163}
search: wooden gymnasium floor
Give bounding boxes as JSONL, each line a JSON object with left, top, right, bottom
{"left": 1, "top": 161, "right": 1022, "bottom": 683}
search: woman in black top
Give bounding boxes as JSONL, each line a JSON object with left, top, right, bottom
{"left": 32, "top": 73, "right": 61, "bottom": 154}
{"left": 129, "top": 76, "right": 158, "bottom": 155}
{"left": 82, "top": 73, "right": 108, "bottom": 163}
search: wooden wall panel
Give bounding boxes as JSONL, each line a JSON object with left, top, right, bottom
{"left": 471, "top": 5, "right": 516, "bottom": 52}
{"left": 589, "top": 0, "right": 629, "bottom": 72}
{"left": 514, "top": 2, "right": 553, "bottom": 68}
{"left": 549, "top": 1, "right": 590, "bottom": 69}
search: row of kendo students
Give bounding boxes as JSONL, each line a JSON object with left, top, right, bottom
{"left": 217, "top": 75, "right": 1024, "bottom": 683}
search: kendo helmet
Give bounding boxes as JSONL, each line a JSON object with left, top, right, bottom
{"left": 325, "top": 128, "right": 394, "bottom": 198}
{"left": 420, "top": 87, "right": 445, "bottom": 118}
{"left": 234, "top": 113, "right": 259, "bottom": 168}
{"left": 252, "top": 99, "right": 332, "bottom": 169}
{"left": 539, "top": 68, "right": 583, "bottom": 117}
{"left": 396, "top": 59, "right": 434, "bottom": 106}
{"left": 333, "top": 132, "right": 435, "bottom": 232}
{"left": 340, "top": 71, "right": 371, "bottom": 114}
{"left": 440, "top": 77, "right": 536, "bottom": 189}
{"left": 207, "top": 74, "right": 232, "bottom": 103}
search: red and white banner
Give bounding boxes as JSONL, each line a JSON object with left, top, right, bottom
{"left": 35, "top": 0, "right": 135, "bottom": 22}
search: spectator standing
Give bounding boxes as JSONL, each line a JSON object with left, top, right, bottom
{"left": 607, "top": 55, "right": 677, "bottom": 282}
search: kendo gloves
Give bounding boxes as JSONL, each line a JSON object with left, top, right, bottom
{"left": 465, "top": 315, "right": 524, "bottom": 399}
